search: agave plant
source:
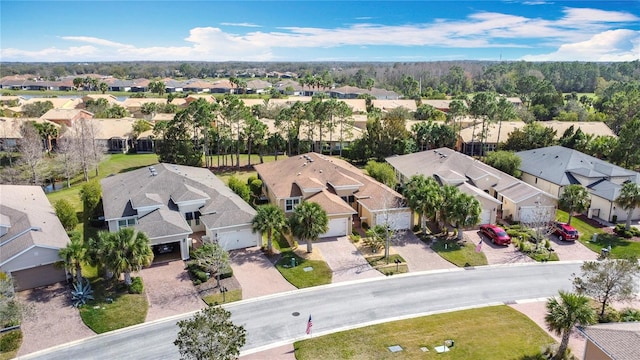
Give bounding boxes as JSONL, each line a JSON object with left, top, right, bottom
{"left": 71, "top": 278, "right": 94, "bottom": 308}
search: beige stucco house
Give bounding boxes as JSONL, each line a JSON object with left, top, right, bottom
{"left": 386, "top": 148, "right": 557, "bottom": 225}
{"left": 254, "top": 153, "right": 412, "bottom": 238}
{"left": 517, "top": 146, "right": 640, "bottom": 224}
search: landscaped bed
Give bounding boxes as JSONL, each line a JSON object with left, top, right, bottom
{"left": 275, "top": 252, "right": 332, "bottom": 288}
{"left": 79, "top": 278, "right": 148, "bottom": 334}
{"left": 294, "top": 305, "right": 555, "bottom": 360}
{"left": 429, "top": 236, "right": 488, "bottom": 267}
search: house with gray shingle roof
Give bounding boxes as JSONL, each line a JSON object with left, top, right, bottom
{"left": 385, "top": 148, "right": 556, "bottom": 224}
{"left": 254, "top": 153, "right": 411, "bottom": 237}
{"left": 1, "top": 185, "right": 70, "bottom": 291}
{"left": 579, "top": 322, "right": 640, "bottom": 360}
{"left": 101, "top": 163, "right": 259, "bottom": 259}
{"left": 517, "top": 146, "right": 640, "bottom": 223}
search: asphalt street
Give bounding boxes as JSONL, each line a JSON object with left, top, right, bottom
{"left": 19, "top": 262, "right": 582, "bottom": 360}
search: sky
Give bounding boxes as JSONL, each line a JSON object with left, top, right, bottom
{"left": 1, "top": 0, "right": 639, "bottom": 63}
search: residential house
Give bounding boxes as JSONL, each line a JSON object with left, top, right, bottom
{"left": 0, "top": 185, "right": 70, "bottom": 291}
{"left": 422, "top": 99, "right": 456, "bottom": 113}
{"left": 130, "top": 78, "right": 150, "bottom": 93}
{"left": 104, "top": 78, "right": 133, "bottom": 92}
{"left": 579, "top": 322, "right": 640, "bottom": 360}
{"left": 40, "top": 108, "right": 93, "bottom": 127}
{"left": 245, "top": 79, "right": 272, "bottom": 94}
{"left": 101, "top": 163, "right": 259, "bottom": 259}
{"left": 458, "top": 121, "right": 616, "bottom": 157}
{"left": 183, "top": 79, "right": 214, "bottom": 93}
{"left": 0, "top": 117, "right": 61, "bottom": 151}
{"left": 386, "top": 148, "right": 557, "bottom": 224}
{"left": 517, "top": 146, "right": 640, "bottom": 223}
{"left": 91, "top": 117, "right": 155, "bottom": 153}
{"left": 372, "top": 99, "right": 417, "bottom": 112}
{"left": 329, "top": 85, "right": 368, "bottom": 99}
{"left": 254, "top": 153, "right": 412, "bottom": 237}
{"left": 210, "top": 79, "right": 234, "bottom": 94}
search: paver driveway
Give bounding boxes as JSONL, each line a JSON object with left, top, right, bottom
{"left": 313, "top": 236, "right": 383, "bottom": 283}
{"left": 391, "top": 231, "right": 457, "bottom": 271}
{"left": 16, "top": 283, "right": 94, "bottom": 357}
{"left": 230, "top": 247, "right": 296, "bottom": 299}
{"left": 467, "top": 230, "right": 534, "bottom": 265}
{"left": 139, "top": 260, "right": 205, "bottom": 322}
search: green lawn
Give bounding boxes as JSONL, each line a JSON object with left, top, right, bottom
{"left": 365, "top": 254, "right": 408, "bottom": 275}
{"left": 294, "top": 305, "right": 555, "bottom": 360}
{"left": 431, "top": 238, "right": 488, "bottom": 267}
{"left": 556, "top": 210, "right": 640, "bottom": 258}
{"left": 275, "top": 252, "right": 332, "bottom": 288}
{"left": 202, "top": 289, "right": 243, "bottom": 305}
{"left": 79, "top": 278, "right": 148, "bottom": 334}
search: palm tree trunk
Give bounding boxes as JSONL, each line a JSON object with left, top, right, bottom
{"left": 626, "top": 209, "right": 633, "bottom": 230}
{"left": 124, "top": 271, "right": 132, "bottom": 286}
{"left": 267, "top": 229, "right": 273, "bottom": 253}
{"left": 567, "top": 212, "right": 574, "bottom": 226}
{"left": 76, "top": 263, "right": 83, "bottom": 284}
{"left": 306, "top": 238, "right": 313, "bottom": 253}
{"left": 553, "top": 331, "right": 571, "bottom": 360}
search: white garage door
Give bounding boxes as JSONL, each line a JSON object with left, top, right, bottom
{"left": 217, "top": 228, "right": 258, "bottom": 251}
{"left": 519, "top": 206, "right": 555, "bottom": 224}
{"left": 375, "top": 211, "right": 411, "bottom": 230}
{"left": 480, "top": 209, "right": 491, "bottom": 225}
{"left": 321, "top": 217, "right": 348, "bottom": 238}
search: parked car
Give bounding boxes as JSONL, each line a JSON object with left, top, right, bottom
{"left": 552, "top": 222, "right": 579, "bottom": 241}
{"left": 479, "top": 224, "right": 511, "bottom": 245}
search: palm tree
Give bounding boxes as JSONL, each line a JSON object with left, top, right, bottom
{"left": 98, "top": 82, "right": 108, "bottom": 94}
{"left": 545, "top": 291, "right": 596, "bottom": 360}
{"left": 559, "top": 184, "right": 591, "bottom": 226}
{"left": 493, "top": 97, "right": 517, "bottom": 145}
{"left": 289, "top": 201, "right": 329, "bottom": 253}
{"left": 616, "top": 182, "right": 640, "bottom": 230}
{"left": 252, "top": 204, "right": 288, "bottom": 254}
{"left": 105, "top": 228, "right": 154, "bottom": 285}
{"left": 85, "top": 231, "right": 113, "bottom": 278}
{"left": 403, "top": 175, "right": 440, "bottom": 233}
{"left": 58, "top": 233, "right": 85, "bottom": 284}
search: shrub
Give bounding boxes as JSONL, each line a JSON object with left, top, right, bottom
{"left": 0, "top": 330, "right": 22, "bottom": 352}
{"left": 620, "top": 308, "right": 640, "bottom": 322}
{"left": 129, "top": 277, "right": 144, "bottom": 294}
{"left": 599, "top": 306, "right": 620, "bottom": 323}
{"left": 71, "top": 278, "right": 94, "bottom": 308}
{"left": 54, "top": 199, "right": 78, "bottom": 231}
{"left": 613, "top": 224, "right": 640, "bottom": 238}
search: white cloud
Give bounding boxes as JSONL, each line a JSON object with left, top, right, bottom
{"left": 521, "top": 29, "right": 640, "bottom": 61}
{"left": 219, "top": 22, "right": 261, "bottom": 28}
{"left": 2, "top": 6, "right": 638, "bottom": 61}
{"left": 61, "top": 36, "right": 134, "bottom": 48}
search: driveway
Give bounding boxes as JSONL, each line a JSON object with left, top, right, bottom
{"left": 139, "top": 260, "right": 205, "bottom": 322}
{"left": 466, "top": 230, "right": 535, "bottom": 265}
{"left": 230, "top": 248, "right": 296, "bottom": 299}
{"left": 16, "top": 283, "right": 94, "bottom": 357}
{"left": 313, "top": 236, "right": 383, "bottom": 283}
{"left": 547, "top": 234, "right": 599, "bottom": 261}
{"left": 391, "top": 231, "right": 457, "bottom": 271}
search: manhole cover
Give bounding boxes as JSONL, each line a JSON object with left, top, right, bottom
{"left": 292, "top": 312, "right": 300, "bottom": 317}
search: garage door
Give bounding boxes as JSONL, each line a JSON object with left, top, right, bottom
{"left": 519, "top": 206, "right": 556, "bottom": 224}
{"left": 321, "top": 218, "right": 348, "bottom": 238}
{"left": 375, "top": 211, "right": 411, "bottom": 230}
{"left": 217, "top": 228, "right": 259, "bottom": 251}
{"left": 11, "top": 264, "right": 66, "bottom": 291}
{"left": 479, "top": 209, "right": 491, "bottom": 225}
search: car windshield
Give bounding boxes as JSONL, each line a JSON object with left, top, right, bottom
{"left": 496, "top": 230, "right": 507, "bottom": 237}
{"left": 567, "top": 230, "right": 578, "bottom": 235}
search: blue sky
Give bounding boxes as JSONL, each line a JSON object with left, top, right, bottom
{"left": 1, "top": 1, "right": 639, "bottom": 62}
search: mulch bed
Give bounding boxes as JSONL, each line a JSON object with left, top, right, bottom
{"left": 195, "top": 275, "right": 241, "bottom": 297}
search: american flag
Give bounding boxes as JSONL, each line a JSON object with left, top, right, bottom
{"left": 306, "top": 315, "right": 313, "bottom": 335}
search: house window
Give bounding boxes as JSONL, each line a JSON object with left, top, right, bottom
{"left": 185, "top": 211, "right": 202, "bottom": 225}
{"left": 285, "top": 198, "right": 300, "bottom": 212}
{"left": 118, "top": 218, "right": 136, "bottom": 229}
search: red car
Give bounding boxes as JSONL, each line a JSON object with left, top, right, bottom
{"left": 552, "top": 222, "right": 579, "bottom": 241}
{"left": 479, "top": 224, "right": 511, "bottom": 245}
